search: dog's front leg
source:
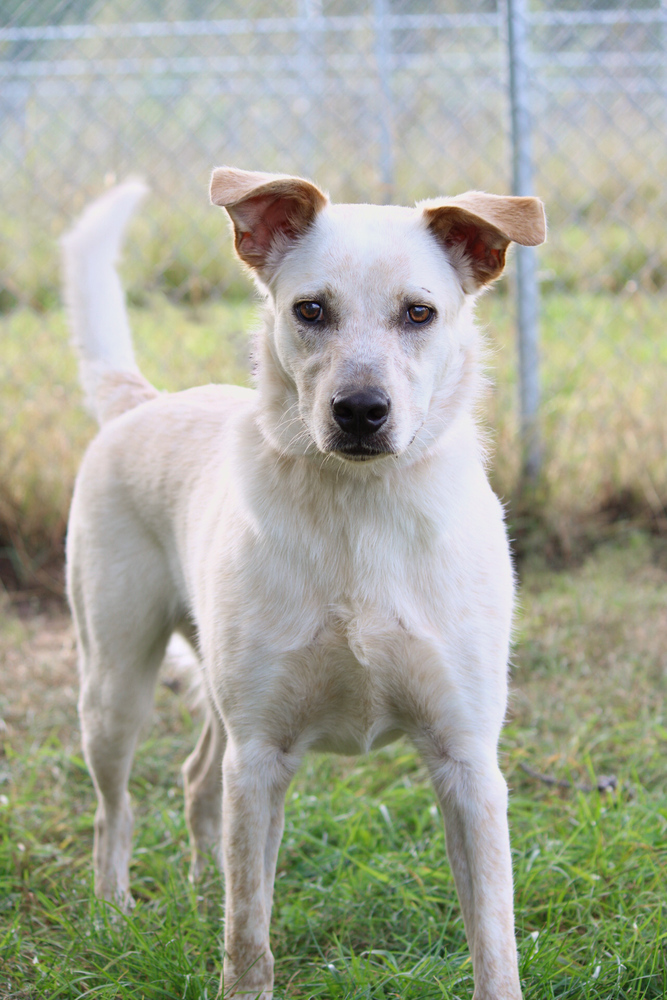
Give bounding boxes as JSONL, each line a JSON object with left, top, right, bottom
{"left": 424, "top": 749, "right": 522, "bottom": 1000}
{"left": 221, "top": 737, "right": 298, "bottom": 1000}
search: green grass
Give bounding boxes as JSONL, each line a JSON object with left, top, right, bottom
{"left": 1, "top": 288, "right": 665, "bottom": 587}
{"left": 0, "top": 535, "right": 665, "bottom": 998}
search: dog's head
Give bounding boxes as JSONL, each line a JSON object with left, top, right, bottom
{"left": 211, "top": 167, "right": 545, "bottom": 467}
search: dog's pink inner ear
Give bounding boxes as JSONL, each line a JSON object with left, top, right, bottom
{"left": 442, "top": 220, "right": 506, "bottom": 284}
{"left": 210, "top": 168, "right": 327, "bottom": 273}
{"left": 422, "top": 193, "right": 546, "bottom": 292}
{"left": 231, "top": 191, "right": 319, "bottom": 269}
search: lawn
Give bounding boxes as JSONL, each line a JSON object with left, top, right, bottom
{"left": 1, "top": 533, "right": 665, "bottom": 998}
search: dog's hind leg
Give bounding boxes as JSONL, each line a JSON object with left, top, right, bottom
{"left": 70, "top": 526, "right": 176, "bottom": 907}
{"left": 182, "top": 701, "right": 226, "bottom": 882}
{"left": 78, "top": 623, "right": 171, "bottom": 906}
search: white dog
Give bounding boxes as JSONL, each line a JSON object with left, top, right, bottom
{"left": 63, "top": 168, "right": 545, "bottom": 999}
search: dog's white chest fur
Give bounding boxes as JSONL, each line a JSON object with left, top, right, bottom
{"left": 166, "top": 402, "right": 516, "bottom": 762}
{"left": 272, "top": 608, "right": 406, "bottom": 756}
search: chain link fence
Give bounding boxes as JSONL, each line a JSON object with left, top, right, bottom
{"left": 1, "top": 0, "right": 666, "bottom": 586}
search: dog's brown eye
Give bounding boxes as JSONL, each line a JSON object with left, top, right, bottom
{"left": 295, "top": 301, "right": 323, "bottom": 323}
{"left": 407, "top": 304, "right": 433, "bottom": 325}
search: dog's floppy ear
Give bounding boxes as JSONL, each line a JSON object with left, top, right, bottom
{"left": 210, "top": 166, "right": 327, "bottom": 276}
{"left": 421, "top": 192, "right": 546, "bottom": 293}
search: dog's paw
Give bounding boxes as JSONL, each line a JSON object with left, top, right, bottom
{"left": 222, "top": 953, "right": 274, "bottom": 1000}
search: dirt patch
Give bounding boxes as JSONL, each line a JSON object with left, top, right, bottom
{"left": 0, "top": 594, "right": 199, "bottom": 764}
{"left": 0, "top": 597, "right": 78, "bottom": 747}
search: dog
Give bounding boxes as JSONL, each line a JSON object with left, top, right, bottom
{"left": 62, "top": 168, "right": 545, "bottom": 999}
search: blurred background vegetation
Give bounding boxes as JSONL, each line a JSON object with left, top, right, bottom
{"left": 1, "top": 0, "right": 666, "bottom": 592}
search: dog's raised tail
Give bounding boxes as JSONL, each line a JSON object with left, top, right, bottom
{"left": 61, "top": 180, "right": 159, "bottom": 425}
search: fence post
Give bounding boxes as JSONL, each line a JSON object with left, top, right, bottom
{"left": 373, "top": 0, "right": 395, "bottom": 203}
{"left": 299, "top": 0, "right": 322, "bottom": 176}
{"left": 506, "top": 0, "right": 541, "bottom": 482}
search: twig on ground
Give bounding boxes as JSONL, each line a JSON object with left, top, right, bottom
{"left": 519, "top": 762, "right": 617, "bottom": 793}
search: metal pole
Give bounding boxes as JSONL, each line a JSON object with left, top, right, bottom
{"left": 662, "top": 0, "right": 667, "bottom": 134}
{"left": 299, "top": 0, "right": 322, "bottom": 177}
{"left": 373, "top": 0, "right": 395, "bottom": 203}
{"left": 506, "top": 0, "right": 541, "bottom": 482}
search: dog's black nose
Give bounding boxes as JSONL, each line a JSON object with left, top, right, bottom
{"left": 331, "top": 389, "right": 390, "bottom": 437}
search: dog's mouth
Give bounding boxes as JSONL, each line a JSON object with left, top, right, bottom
{"left": 324, "top": 433, "right": 396, "bottom": 462}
